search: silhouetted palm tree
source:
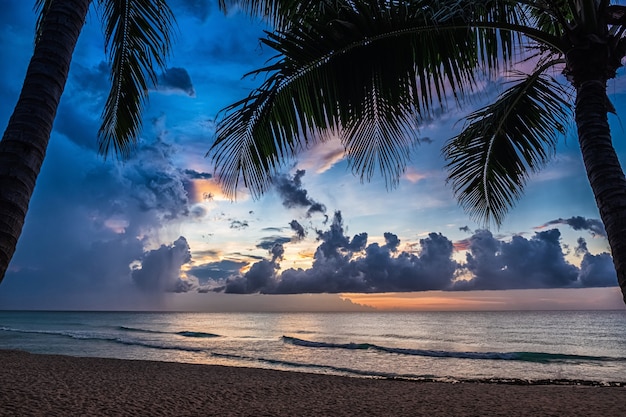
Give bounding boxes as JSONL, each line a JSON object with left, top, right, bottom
{"left": 0, "top": 0, "right": 175, "bottom": 283}
{"left": 211, "top": 0, "right": 626, "bottom": 304}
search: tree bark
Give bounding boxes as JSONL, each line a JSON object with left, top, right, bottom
{"left": 0, "top": 0, "right": 91, "bottom": 283}
{"left": 575, "top": 79, "right": 626, "bottom": 304}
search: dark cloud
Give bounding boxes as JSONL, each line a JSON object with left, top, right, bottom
{"left": 53, "top": 62, "right": 108, "bottom": 150}
{"left": 290, "top": 220, "right": 306, "bottom": 240}
{"left": 256, "top": 236, "right": 292, "bottom": 250}
{"left": 183, "top": 169, "right": 212, "bottom": 179}
{"left": 537, "top": 216, "right": 606, "bottom": 237}
{"left": 454, "top": 230, "right": 580, "bottom": 290}
{"left": 270, "top": 243, "right": 285, "bottom": 262}
{"left": 223, "top": 259, "right": 277, "bottom": 294}
{"left": 231, "top": 252, "right": 266, "bottom": 261}
{"left": 120, "top": 136, "right": 191, "bottom": 220}
{"left": 188, "top": 259, "right": 247, "bottom": 282}
{"left": 132, "top": 237, "right": 193, "bottom": 293}
{"left": 383, "top": 232, "right": 401, "bottom": 252}
{"left": 459, "top": 225, "right": 471, "bottom": 233}
{"left": 262, "top": 227, "right": 284, "bottom": 232}
{"left": 274, "top": 170, "right": 326, "bottom": 217}
{"left": 230, "top": 220, "right": 249, "bottom": 229}
{"left": 572, "top": 237, "right": 617, "bottom": 287}
{"left": 157, "top": 67, "right": 196, "bottom": 97}
{"left": 578, "top": 252, "right": 617, "bottom": 287}
{"left": 206, "top": 220, "right": 618, "bottom": 295}
{"left": 219, "top": 211, "right": 458, "bottom": 294}
{"left": 190, "top": 204, "right": 208, "bottom": 219}
{"left": 575, "top": 237, "right": 588, "bottom": 256}
{"left": 3, "top": 122, "right": 201, "bottom": 307}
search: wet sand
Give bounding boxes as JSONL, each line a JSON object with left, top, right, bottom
{"left": 1, "top": 349, "right": 624, "bottom": 416}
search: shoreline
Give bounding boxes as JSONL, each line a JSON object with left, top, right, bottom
{"left": 2, "top": 350, "right": 625, "bottom": 416}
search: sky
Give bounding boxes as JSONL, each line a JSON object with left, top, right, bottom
{"left": 0, "top": 1, "right": 625, "bottom": 311}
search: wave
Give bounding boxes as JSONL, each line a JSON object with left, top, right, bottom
{"left": 282, "top": 336, "right": 626, "bottom": 364}
{"left": 118, "top": 326, "right": 219, "bottom": 338}
{"left": 175, "top": 331, "right": 220, "bottom": 338}
{"left": 210, "top": 352, "right": 401, "bottom": 378}
{"left": 210, "top": 351, "right": 625, "bottom": 386}
{"left": 0, "top": 326, "right": 207, "bottom": 353}
{"left": 118, "top": 326, "right": 164, "bottom": 334}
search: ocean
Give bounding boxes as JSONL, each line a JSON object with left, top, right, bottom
{"left": 1, "top": 310, "right": 625, "bottom": 385}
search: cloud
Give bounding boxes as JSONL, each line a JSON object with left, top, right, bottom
{"left": 3, "top": 120, "right": 203, "bottom": 307}
{"left": 230, "top": 220, "right": 249, "bottom": 229}
{"left": 452, "top": 229, "right": 616, "bottom": 290}
{"left": 573, "top": 237, "right": 617, "bottom": 288}
{"left": 575, "top": 237, "right": 588, "bottom": 256}
{"left": 403, "top": 167, "right": 428, "bottom": 183}
{"left": 256, "top": 236, "right": 292, "bottom": 250}
{"left": 132, "top": 237, "right": 194, "bottom": 293}
{"left": 270, "top": 243, "right": 285, "bottom": 262}
{"left": 296, "top": 139, "right": 346, "bottom": 174}
{"left": 535, "top": 216, "right": 606, "bottom": 237}
{"left": 216, "top": 211, "right": 458, "bottom": 294}
{"left": 289, "top": 220, "right": 306, "bottom": 240}
{"left": 198, "top": 217, "right": 617, "bottom": 295}
{"left": 157, "top": 67, "right": 196, "bottom": 97}
{"left": 578, "top": 252, "right": 617, "bottom": 287}
{"left": 188, "top": 259, "right": 248, "bottom": 282}
{"left": 274, "top": 170, "right": 326, "bottom": 217}
{"left": 183, "top": 169, "right": 212, "bottom": 179}
{"left": 53, "top": 62, "right": 109, "bottom": 150}
{"left": 223, "top": 259, "right": 278, "bottom": 294}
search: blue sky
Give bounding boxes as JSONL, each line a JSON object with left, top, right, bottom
{"left": 0, "top": 1, "right": 625, "bottom": 311}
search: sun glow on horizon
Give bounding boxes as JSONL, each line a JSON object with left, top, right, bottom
{"left": 341, "top": 288, "right": 626, "bottom": 311}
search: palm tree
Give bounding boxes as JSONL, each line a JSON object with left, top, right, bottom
{"left": 210, "top": 0, "right": 626, "bottom": 304}
{"left": 0, "top": 0, "right": 175, "bottom": 284}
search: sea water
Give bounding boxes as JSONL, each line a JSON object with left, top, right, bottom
{"left": 1, "top": 310, "right": 625, "bottom": 384}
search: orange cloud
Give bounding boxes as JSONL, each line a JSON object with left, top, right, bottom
{"left": 453, "top": 239, "right": 471, "bottom": 251}
{"left": 297, "top": 138, "right": 346, "bottom": 173}
{"left": 403, "top": 167, "right": 427, "bottom": 183}
{"left": 189, "top": 179, "right": 232, "bottom": 204}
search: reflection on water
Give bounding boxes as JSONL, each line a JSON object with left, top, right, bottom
{"left": 1, "top": 310, "right": 625, "bottom": 383}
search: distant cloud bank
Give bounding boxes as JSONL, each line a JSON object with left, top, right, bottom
{"left": 183, "top": 212, "right": 616, "bottom": 295}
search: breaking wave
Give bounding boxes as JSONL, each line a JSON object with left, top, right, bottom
{"left": 282, "top": 336, "right": 626, "bottom": 364}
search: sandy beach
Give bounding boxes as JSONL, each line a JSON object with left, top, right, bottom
{"left": 1, "top": 350, "right": 624, "bottom": 416}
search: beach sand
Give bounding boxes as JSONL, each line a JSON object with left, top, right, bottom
{"left": 1, "top": 350, "right": 624, "bottom": 416}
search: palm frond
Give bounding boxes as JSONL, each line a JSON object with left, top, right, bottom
{"left": 443, "top": 67, "right": 571, "bottom": 226}
{"left": 98, "top": 0, "right": 175, "bottom": 157}
{"left": 211, "top": 0, "right": 529, "bottom": 198}
{"left": 33, "top": 0, "right": 55, "bottom": 46}
{"left": 522, "top": 0, "right": 574, "bottom": 36}
{"left": 218, "top": 0, "right": 331, "bottom": 30}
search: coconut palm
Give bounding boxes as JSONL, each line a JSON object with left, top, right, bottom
{"left": 0, "top": 0, "right": 175, "bottom": 284}
{"left": 210, "top": 0, "right": 626, "bottom": 304}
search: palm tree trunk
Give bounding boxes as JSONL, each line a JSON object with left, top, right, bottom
{"left": 575, "top": 79, "right": 626, "bottom": 304}
{"left": 0, "top": 0, "right": 91, "bottom": 284}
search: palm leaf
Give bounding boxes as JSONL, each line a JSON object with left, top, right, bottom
{"left": 98, "top": 0, "right": 175, "bottom": 157}
{"left": 218, "top": 0, "right": 331, "bottom": 30}
{"left": 33, "top": 0, "right": 55, "bottom": 46}
{"left": 443, "top": 67, "right": 571, "bottom": 226}
{"left": 211, "top": 0, "right": 529, "bottom": 198}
